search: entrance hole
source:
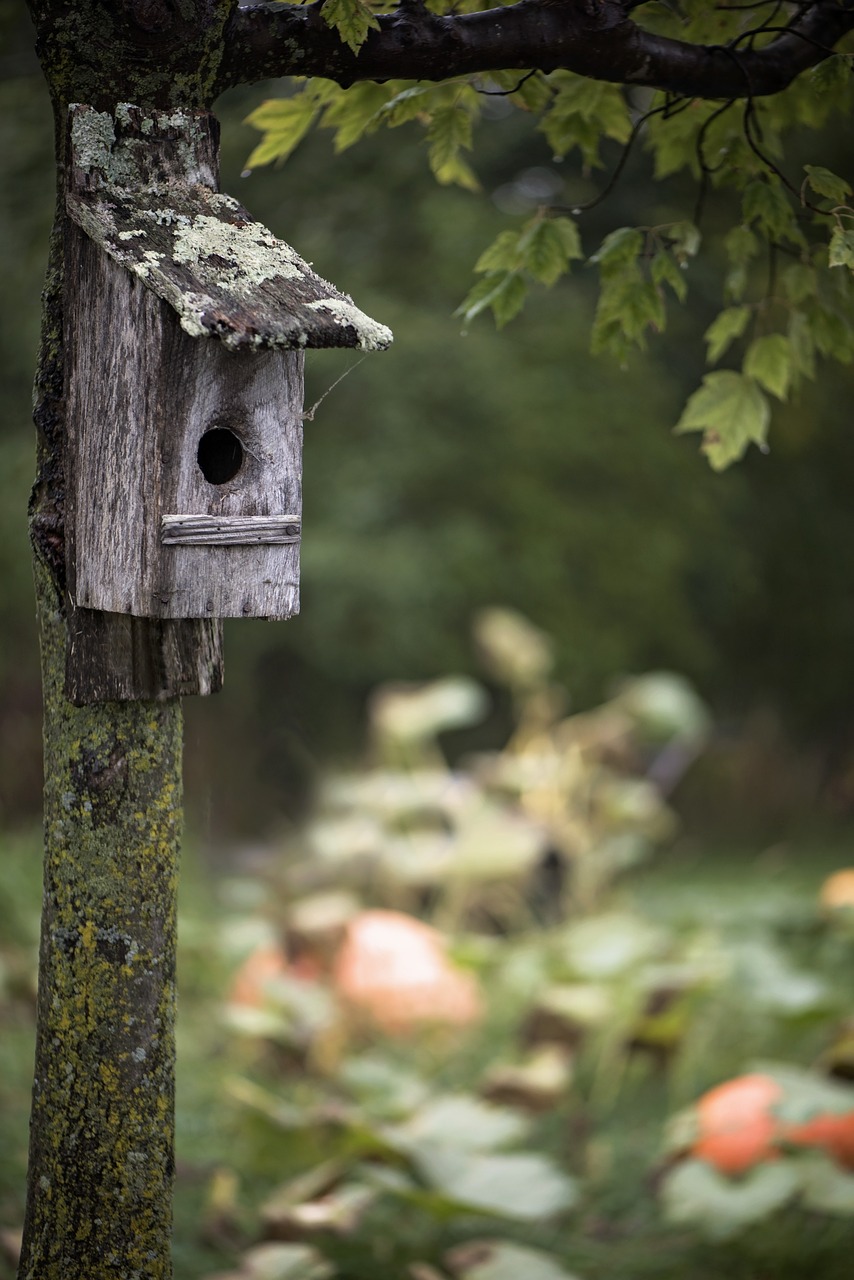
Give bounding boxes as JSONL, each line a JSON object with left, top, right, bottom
{"left": 197, "top": 427, "right": 244, "bottom": 485}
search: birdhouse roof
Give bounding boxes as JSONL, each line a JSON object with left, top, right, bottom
{"left": 65, "top": 109, "right": 392, "bottom": 354}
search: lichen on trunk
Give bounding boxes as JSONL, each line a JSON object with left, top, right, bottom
{"left": 19, "top": 563, "right": 182, "bottom": 1280}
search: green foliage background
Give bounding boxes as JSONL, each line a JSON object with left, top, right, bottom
{"left": 3, "top": 1, "right": 854, "bottom": 832}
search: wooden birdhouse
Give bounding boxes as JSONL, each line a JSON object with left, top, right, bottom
{"left": 62, "top": 104, "right": 391, "bottom": 638}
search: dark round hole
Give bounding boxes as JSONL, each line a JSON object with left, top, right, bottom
{"left": 197, "top": 428, "right": 244, "bottom": 485}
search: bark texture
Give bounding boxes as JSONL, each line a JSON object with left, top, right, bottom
{"left": 19, "top": 564, "right": 182, "bottom": 1280}
{"left": 220, "top": 0, "right": 854, "bottom": 100}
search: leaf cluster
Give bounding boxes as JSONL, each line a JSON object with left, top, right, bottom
{"left": 247, "top": 0, "right": 854, "bottom": 467}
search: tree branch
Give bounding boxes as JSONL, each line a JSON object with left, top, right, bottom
{"left": 217, "top": 0, "right": 854, "bottom": 98}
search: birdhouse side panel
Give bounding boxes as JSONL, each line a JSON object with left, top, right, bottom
{"left": 157, "top": 343, "right": 304, "bottom": 620}
{"left": 66, "top": 227, "right": 171, "bottom": 618}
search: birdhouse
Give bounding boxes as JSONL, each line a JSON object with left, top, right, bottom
{"left": 62, "top": 104, "right": 391, "bottom": 628}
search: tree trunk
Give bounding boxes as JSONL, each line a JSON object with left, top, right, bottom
{"left": 19, "top": 563, "right": 182, "bottom": 1280}
{"left": 19, "top": 199, "right": 191, "bottom": 1280}
{"left": 19, "top": 5, "right": 234, "bottom": 1276}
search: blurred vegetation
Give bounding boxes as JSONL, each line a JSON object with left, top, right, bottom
{"left": 2, "top": 2, "right": 854, "bottom": 840}
{"left": 6, "top": 626, "right": 854, "bottom": 1279}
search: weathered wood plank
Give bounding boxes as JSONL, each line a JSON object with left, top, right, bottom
{"left": 161, "top": 514, "right": 301, "bottom": 545}
{"left": 65, "top": 606, "right": 224, "bottom": 705}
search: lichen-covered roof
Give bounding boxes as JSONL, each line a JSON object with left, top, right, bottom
{"left": 66, "top": 106, "right": 392, "bottom": 353}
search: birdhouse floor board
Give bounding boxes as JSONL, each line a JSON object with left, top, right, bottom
{"left": 65, "top": 608, "right": 223, "bottom": 705}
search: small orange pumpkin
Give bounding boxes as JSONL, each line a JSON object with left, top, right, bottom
{"left": 693, "top": 1073, "right": 782, "bottom": 1175}
{"left": 787, "top": 1111, "right": 854, "bottom": 1169}
{"left": 229, "top": 943, "right": 321, "bottom": 1007}
{"left": 820, "top": 869, "right": 854, "bottom": 912}
{"left": 332, "top": 909, "right": 482, "bottom": 1035}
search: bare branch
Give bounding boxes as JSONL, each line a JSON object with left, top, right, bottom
{"left": 217, "top": 0, "right": 854, "bottom": 99}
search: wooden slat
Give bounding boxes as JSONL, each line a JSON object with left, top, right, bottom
{"left": 161, "top": 514, "right": 301, "bottom": 546}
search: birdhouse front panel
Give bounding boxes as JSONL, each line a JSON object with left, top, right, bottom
{"left": 65, "top": 230, "right": 304, "bottom": 621}
{"left": 157, "top": 337, "right": 304, "bottom": 620}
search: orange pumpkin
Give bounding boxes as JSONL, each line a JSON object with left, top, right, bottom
{"left": 820, "top": 869, "right": 854, "bottom": 912}
{"left": 693, "top": 1073, "right": 782, "bottom": 1174}
{"left": 690, "top": 1072, "right": 854, "bottom": 1175}
{"left": 229, "top": 943, "right": 321, "bottom": 1007}
{"left": 787, "top": 1112, "right": 854, "bottom": 1169}
{"left": 332, "top": 909, "right": 482, "bottom": 1034}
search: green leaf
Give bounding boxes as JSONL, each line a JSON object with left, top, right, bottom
{"left": 809, "top": 53, "right": 854, "bottom": 99}
{"left": 704, "top": 306, "right": 751, "bottom": 363}
{"left": 590, "top": 226, "right": 644, "bottom": 273}
{"left": 244, "top": 93, "right": 320, "bottom": 168}
{"left": 385, "top": 1094, "right": 529, "bottom": 1155}
{"left": 646, "top": 102, "right": 708, "bottom": 180}
{"left": 447, "top": 1240, "right": 583, "bottom": 1280}
{"left": 798, "top": 1153, "right": 854, "bottom": 1216}
{"left": 651, "top": 252, "right": 687, "bottom": 302}
{"left": 562, "top": 913, "right": 664, "bottom": 978}
{"left": 723, "top": 224, "right": 760, "bottom": 300}
{"left": 742, "top": 180, "right": 806, "bottom": 248}
{"left": 592, "top": 276, "right": 666, "bottom": 355}
{"left": 675, "top": 371, "right": 770, "bottom": 470}
{"left": 488, "top": 273, "right": 527, "bottom": 327}
{"left": 787, "top": 310, "right": 816, "bottom": 380}
{"left": 782, "top": 262, "right": 817, "bottom": 305}
{"left": 463, "top": 215, "right": 581, "bottom": 327}
{"left": 237, "top": 1243, "right": 334, "bottom": 1279}
{"left": 804, "top": 164, "right": 852, "bottom": 204}
{"left": 320, "top": 82, "right": 393, "bottom": 151}
{"left": 427, "top": 104, "right": 480, "bottom": 190}
{"left": 523, "top": 217, "right": 583, "bottom": 286}
{"left": 474, "top": 230, "right": 523, "bottom": 275}
{"left": 487, "top": 71, "right": 553, "bottom": 114}
{"left": 513, "top": 72, "right": 554, "bottom": 114}
{"left": 829, "top": 226, "right": 854, "bottom": 269}
{"left": 807, "top": 297, "right": 854, "bottom": 362}
{"left": 434, "top": 150, "right": 481, "bottom": 191}
{"left": 725, "top": 224, "right": 760, "bottom": 268}
{"left": 540, "top": 72, "right": 631, "bottom": 165}
{"left": 662, "top": 1159, "right": 799, "bottom": 1240}
{"left": 377, "top": 84, "right": 433, "bottom": 128}
{"left": 743, "top": 334, "right": 793, "bottom": 400}
{"left": 456, "top": 272, "right": 527, "bottom": 329}
{"left": 551, "top": 217, "right": 584, "bottom": 262}
{"left": 340, "top": 1054, "right": 429, "bottom": 1118}
{"left": 320, "top": 0, "right": 380, "bottom": 53}
{"left": 668, "top": 220, "right": 701, "bottom": 260}
{"left": 415, "top": 1147, "right": 578, "bottom": 1219}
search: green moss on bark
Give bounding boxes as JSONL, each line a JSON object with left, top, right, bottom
{"left": 18, "top": 563, "right": 182, "bottom": 1280}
